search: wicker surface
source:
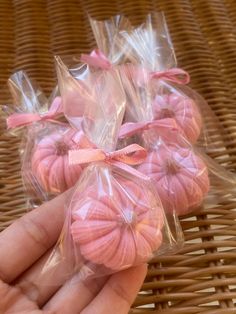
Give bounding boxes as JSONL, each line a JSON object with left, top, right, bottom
{"left": 1, "top": 0, "right": 236, "bottom": 313}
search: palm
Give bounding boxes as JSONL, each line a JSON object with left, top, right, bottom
{"left": 0, "top": 193, "right": 146, "bottom": 314}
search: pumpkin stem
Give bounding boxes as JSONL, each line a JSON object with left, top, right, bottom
{"left": 165, "top": 158, "right": 180, "bottom": 174}
{"left": 160, "top": 107, "right": 174, "bottom": 119}
{"left": 55, "top": 141, "right": 69, "bottom": 156}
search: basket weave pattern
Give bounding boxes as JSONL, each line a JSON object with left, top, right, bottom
{"left": 1, "top": 1, "right": 236, "bottom": 313}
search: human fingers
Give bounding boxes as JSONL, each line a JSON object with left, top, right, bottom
{"left": 15, "top": 248, "right": 75, "bottom": 307}
{"left": 0, "top": 191, "right": 69, "bottom": 283}
{"left": 17, "top": 248, "right": 107, "bottom": 311}
{"left": 81, "top": 264, "right": 147, "bottom": 314}
{"left": 15, "top": 228, "right": 85, "bottom": 306}
{"left": 43, "top": 276, "right": 108, "bottom": 314}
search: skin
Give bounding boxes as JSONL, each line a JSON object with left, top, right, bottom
{"left": 0, "top": 192, "right": 147, "bottom": 314}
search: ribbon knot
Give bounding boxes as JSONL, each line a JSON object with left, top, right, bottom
{"left": 150, "top": 68, "right": 190, "bottom": 85}
{"left": 69, "top": 143, "right": 149, "bottom": 180}
{"left": 69, "top": 144, "right": 147, "bottom": 166}
{"left": 81, "top": 49, "right": 111, "bottom": 70}
{"left": 7, "top": 96, "right": 63, "bottom": 129}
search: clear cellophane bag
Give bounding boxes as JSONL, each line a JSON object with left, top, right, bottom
{"left": 3, "top": 71, "right": 84, "bottom": 207}
{"left": 39, "top": 57, "right": 183, "bottom": 286}
{"left": 89, "top": 13, "right": 236, "bottom": 216}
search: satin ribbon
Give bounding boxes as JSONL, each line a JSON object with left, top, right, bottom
{"left": 80, "top": 49, "right": 189, "bottom": 85}
{"left": 81, "top": 49, "right": 111, "bottom": 70}
{"left": 150, "top": 68, "right": 190, "bottom": 85}
{"left": 119, "top": 118, "right": 178, "bottom": 139}
{"left": 7, "top": 96, "right": 63, "bottom": 129}
{"left": 69, "top": 143, "right": 149, "bottom": 180}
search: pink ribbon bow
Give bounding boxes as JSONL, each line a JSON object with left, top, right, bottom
{"left": 69, "top": 143, "right": 146, "bottom": 165}
{"left": 80, "top": 49, "right": 111, "bottom": 70}
{"left": 7, "top": 96, "right": 63, "bottom": 129}
{"left": 69, "top": 143, "right": 149, "bottom": 180}
{"left": 119, "top": 118, "right": 179, "bottom": 139}
{"left": 150, "top": 68, "right": 190, "bottom": 85}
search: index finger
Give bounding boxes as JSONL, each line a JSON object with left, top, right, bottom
{"left": 81, "top": 264, "right": 147, "bottom": 314}
{"left": 0, "top": 191, "right": 69, "bottom": 283}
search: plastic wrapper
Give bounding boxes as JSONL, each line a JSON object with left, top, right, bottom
{"left": 55, "top": 55, "right": 101, "bottom": 130}
{"left": 91, "top": 13, "right": 228, "bottom": 154}
{"left": 90, "top": 13, "right": 236, "bottom": 216}
{"left": 120, "top": 63, "right": 236, "bottom": 215}
{"left": 41, "top": 60, "right": 183, "bottom": 284}
{"left": 117, "top": 64, "right": 211, "bottom": 215}
{"left": 4, "top": 71, "right": 91, "bottom": 206}
{"left": 121, "top": 13, "right": 228, "bottom": 150}
{"left": 137, "top": 137, "right": 236, "bottom": 215}
{"left": 89, "top": 15, "right": 131, "bottom": 65}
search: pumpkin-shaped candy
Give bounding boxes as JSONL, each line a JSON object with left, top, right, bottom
{"left": 153, "top": 94, "right": 202, "bottom": 144}
{"left": 71, "top": 179, "right": 163, "bottom": 271}
{"left": 31, "top": 128, "right": 84, "bottom": 194}
{"left": 138, "top": 144, "right": 210, "bottom": 215}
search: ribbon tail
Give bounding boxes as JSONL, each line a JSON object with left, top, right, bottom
{"left": 69, "top": 148, "right": 106, "bottom": 165}
{"left": 7, "top": 97, "right": 63, "bottom": 129}
{"left": 150, "top": 68, "right": 190, "bottom": 85}
{"left": 7, "top": 113, "right": 41, "bottom": 129}
{"left": 167, "top": 68, "right": 190, "bottom": 84}
{"left": 119, "top": 122, "right": 146, "bottom": 138}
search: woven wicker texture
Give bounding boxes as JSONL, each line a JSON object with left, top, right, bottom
{"left": 1, "top": 0, "right": 236, "bottom": 313}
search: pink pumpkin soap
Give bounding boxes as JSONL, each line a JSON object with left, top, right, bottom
{"left": 153, "top": 94, "right": 202, "bottom": 143}
{"left": 31, "top": 129, "right": 83, "bottom": 194}
{"left": 138, "top": 145, "right": 210, "bottom": 215}
{"left": 71, "top": 179, "right": 163, "bottom": 271}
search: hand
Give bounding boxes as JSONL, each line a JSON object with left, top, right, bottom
{"left": 0, "top": 192, "right": 147, "bottom": 314}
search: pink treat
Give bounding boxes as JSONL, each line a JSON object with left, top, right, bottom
{"left": 31, "top": 129, "right": 83, "bottom": 194}
{"left": 71, "top": 179, "right": 163, "bottom": 271}
{"left": 138, "top": 144, "right": 210, "bottom": 215}
{"left": 153, "top": 94, "right": 202, "bottom": 143}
